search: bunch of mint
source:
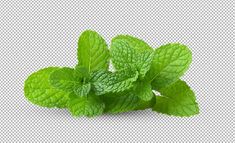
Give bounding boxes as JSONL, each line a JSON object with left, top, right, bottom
{"left": 24, "top": 30, "right": 199, "bottom": 117}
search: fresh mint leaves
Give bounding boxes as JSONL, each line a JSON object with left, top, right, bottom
{"left": 24, "top": 30, "right": 199, "bottom": 117}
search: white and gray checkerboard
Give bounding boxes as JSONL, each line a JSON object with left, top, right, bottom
{"left": 0, "top": 0, "right": 234, "bottom": 142}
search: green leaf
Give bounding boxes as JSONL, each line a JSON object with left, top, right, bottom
{"left": 111, "top": 40, "right": 136, "bottom": 69}
{"left": 152, "top": 80, "right": 199, "bottom": 117}
{"left": 74, "top": 65, "right": 90, "bottom": 79}
{"left": 24, "top": 67, "right": 70, "bottom": 108}
{"left": 135, "top": 95, "right": 156, "bottom": 110}
{"left": 68, "top": 94, "right": 105, "bottom": 117}
{"left": 77, "top": 30, "right": 109, "bottom": 72}
{"left": 49, "top": 67, "right": 76, "bottom": 92}
{"left": 112, "top": 35, "right": 152, "bottom": 51}
{"left": 148, "top": 43, "right": 192, "bottom": 89}
{"left": 73, "top": 83, "right": 91, "bottom": 96}
{"left": 111, "top": 35, "right": 154, "bottom": 78}
{"left": 138, "top": 51, "right": 154, "bottom": 78}
{"left": 91, "top": 69, "right": 138, "bottom": 95}
{"left": 102, "top": 92, "right": 139, "bottom": 114}
{"left": 103, "top": 91, "right": 155, "bottom": 114}
{"left": 134, "top": 81, "right": 153, "bottom": 101}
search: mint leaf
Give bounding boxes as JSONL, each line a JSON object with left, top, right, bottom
{"left": 103, "top": 91, "right": 155, "bottom": 114}
{"left": 111, "top": 40, "right": 135, "bottom": 70}
{"left": 68, "top": 94, "right": 105, "bottom": 117}
{"left": 73, "top": 83, "right": 91, "bottom": 96}
{"left": 111, "top": 35, "right": 154, "bottom": 78}
{"left": 134, "top": 81, "right": 153, "bottom": 101}
{"left": 138, "top": 51, "right": 154, "bottom": 78}
{"left": 112, "top": 35, "right": 152, "bottom": 51}
{"left": 135, "top": 95, "right": 156, "bottom": 110}
{"left": 148, "top": 43, "right": 192, "bottom": 89}
{"left": 152, "top": 80, "right": 199, "bottom": 117}
{"left": 74, "top": 65, "right": 90, "bottom": 79}
{"left": 77, "top": 30, "right": 109, "bottom": 72}
{"left": 91, "top": 69, "right": 138, "bottom": 95}
{"left": 49, "top": 67, "right": 76, "bottom": 92}
{"left": 73, "top": 65, "right": 91, "bottom": 96}
{"left": 102, "top": 92, "right": 139, "bottom": 114}
{"left": 24, "top": 67, "right": 70, "bottom": 108}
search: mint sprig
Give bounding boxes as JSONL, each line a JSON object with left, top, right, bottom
{"left": 24, "top": 30, "right": 199, "bottom": 117}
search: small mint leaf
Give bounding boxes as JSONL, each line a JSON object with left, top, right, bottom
{"left": 73, "top": 83, "right": 91, "bottom": 96}
{"left": 91, "top": 69, "right": 138, "bottom": 95}
{"left": 49, "top": 67, "right": 76, "bottom": 92}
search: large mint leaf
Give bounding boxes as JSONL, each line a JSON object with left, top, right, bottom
{"left": 68, "top": 94, "right": 105, "bottom": 117}
{"left": 152, "top": 80, "right": 199, "bottom": 117}
{"left": 24, "top": 67, "right": 70, "bottom": 108}
{"left": 148, "top": 43, "right": 192, "bottom": 89}
{"left": 91, "top": 69, "right": 138, "bottom": 95}
{"left": 77, "top": 30, "right": 109, "bottom": 72}
{"left": 111, "top": 35, "right": 154, "bottom": 78}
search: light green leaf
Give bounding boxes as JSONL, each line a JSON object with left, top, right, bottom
{"left": 91, "top": 69, "right": 138, "bottom": 95}
{"left": 68, "top": 94, "right": 105, "bottom": 117}
{"left": 49, "top": 67, "right": 76, "bottom": 92}
{"left": 77, "top": 30, "right": 109, "bottom": 72}
{"left": 73, "top": 83, "right": 91, "bottom": 96}
{"left": 134, "top": 81, "right": 153, "bottom": 101}
{"left": 24, "top": 67, "right": 70, "bottom": 108}
{"left": 152, "top": 80, "right": 199, "bottom": 117}
{"left": 148, "top": 43, "right": 192, "bottom": 89}
{"left": 111, "top": 35, "right": 154, "bottom": 78}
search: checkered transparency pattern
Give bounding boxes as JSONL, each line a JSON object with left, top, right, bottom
{"left": 0, "top": 0, "right": 234, "bottom": 142}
